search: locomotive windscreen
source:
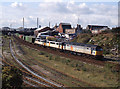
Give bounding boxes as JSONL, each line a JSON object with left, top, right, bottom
{"left": 96, "top": 46, "right": 103, "bottom": 51}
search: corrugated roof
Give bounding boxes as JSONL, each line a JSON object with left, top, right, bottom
{"left": 60, "top": 23, "right": 71, "bottom": 25}
{"left": 88, "top": 25, "right": 108, "bottom": 28}
{"left": 35, "top": 27, "right": 47, "bottom": 31}
{"left": 34, "top": 27, "right": 53, "bottom": 32}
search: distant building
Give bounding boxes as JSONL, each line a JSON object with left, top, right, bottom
{"left": 86, "top": 25, "right": 109, "bottom": 34}
{"left": 2, "top": 27, "right": 10, "bottom": 31}
{"left": 65, "top": 28, "right": 76, "bottom": 34}
{"left": 56, "top": 23, "right": 72, "bottom": 33}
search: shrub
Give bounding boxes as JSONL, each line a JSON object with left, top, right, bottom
{"left": 82, "top": 67, "right": 87, "bottom": 71}
{"left": 49, "top": 55, "right": 53, "bottom": 60}
{"left": 2, "top": 66, "right": 23, "bottom": 88}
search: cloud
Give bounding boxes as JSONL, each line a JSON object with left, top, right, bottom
{"left": 67, "top": 2, "right": 93, "bottom": 15}
{"left": 1, "top": 2, "right": 118, "bottom": 28}
{"left": 39, "top": 2, "right": 71, "bottom": 13}
{"left": 43, "top": 0, "right": 63, "bottom": 3}
{"left": 11, "top": 2, "right": 23, "bottom": 8}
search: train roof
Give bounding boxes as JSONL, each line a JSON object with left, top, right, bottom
{"left": 66, "top": 42, "right": 101, "bottom": 48}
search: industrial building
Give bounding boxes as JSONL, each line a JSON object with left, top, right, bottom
{"left": 86, "top": 25, "right": 109, "bottom": 34}
{"left": 56, "top": 23, "right": 72, "bottom": 33}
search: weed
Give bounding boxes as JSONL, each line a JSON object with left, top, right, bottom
{"left": 39, "top": 51, "right": 45, "bottom": 55}
{"left": 49, "top": 55, "right": 53, "bottom": 60}
{"left": 82, "top": 67, "right": 87, "bottom": 71}
{"left": 54, "top": 56, "right": 61, "bottom": 61}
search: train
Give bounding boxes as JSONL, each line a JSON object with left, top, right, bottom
{"left": 14, "top": 33, "right": 103, "bottom": 59}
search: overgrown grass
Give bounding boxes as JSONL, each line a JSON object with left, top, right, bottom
{"left": 18, "top": 42, "right": 119, "bottom": 87}
{"left": 11, "top": 35, "right": 119, "bottom": 87}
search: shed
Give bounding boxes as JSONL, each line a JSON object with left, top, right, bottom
{"left": 34, "top": 27, "right": 53, "bottom": 37}
{"left": 86, "top": 25, "right": 109, "bottom": 34}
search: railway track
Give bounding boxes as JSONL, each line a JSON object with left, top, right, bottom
{"left": 2, "top": 37, "right": 62, "bottom": 88}
{"left": 0, "top": 55, "right": 41, "bottom": 87}
{"left": 2, "top": 52, "right": 51, "bottom": 88}
{"left": 11, "top": 41, "right": 67, "bottom": 87}
{"left": 9, "top": 39, "right": 63, "bottom": 88}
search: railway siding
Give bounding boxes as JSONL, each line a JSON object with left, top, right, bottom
{"left": 2, "top": 36, "right": 61, "bottom": 88}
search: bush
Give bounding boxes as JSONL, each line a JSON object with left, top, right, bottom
{"left": 65, "top": 59, "right": 71, "bottom": 65}
{"left": 82, "top": 67, "right": 87, "bottom": 71}
{"left": 2, "top": 66, "right": 23, "bottom": 88}
{"left": 103, "top": 49, "right": 110, "bottom": 55}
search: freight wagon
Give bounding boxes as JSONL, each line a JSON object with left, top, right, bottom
{"left": 25, "top": 36, "right": 36, "bottom": 43}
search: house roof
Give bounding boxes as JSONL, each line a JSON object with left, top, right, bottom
{"left": 35, "top": 27, "right": 53, "bottom": 32}
{"left": 87, "top": 25, "right": 108, "bottom": 28}
{"left": 60, "top": 23, "right": 71, "bottom": 25}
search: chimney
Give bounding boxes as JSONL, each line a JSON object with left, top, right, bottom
{"left": 37, "top": 17, "right": 39, "bottom": 28}
{"left": 49, "top": 22, "right": 50, "bottom": 28}
{"left": 23, "top": 17, "right": 24, "bottom": 28}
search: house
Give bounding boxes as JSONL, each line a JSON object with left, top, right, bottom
{"left": 65, "top": 24, "right": 82, "bottom": 34}
{"left": 86, "top": 25, "right": 109, "bottom": 34}
{"left": 56, "top": 23, "right": 72, "bottom": 33}
{"left": 34, "top": 27, "right": 53, "bottom": 37}
{"left": 65, "top": 28, "right": 76, "bottom": 34}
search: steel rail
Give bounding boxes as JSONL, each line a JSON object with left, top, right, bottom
{"left": 25, "top": 76, "right": 51, "bottom": 87}
{"left": 23, "top": 80, "right": 38, "bottom": 87}
{"left": 9, "top": 40, "right": 62, "bottom": 88}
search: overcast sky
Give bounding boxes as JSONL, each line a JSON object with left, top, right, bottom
{"left": 0, "top": 0, "right": 119, "bottom": 28}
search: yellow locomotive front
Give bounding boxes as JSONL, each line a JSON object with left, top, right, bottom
{"left": 92, "top": 46, "right": 103, "bottom": 59}
{"left": 95, "top": 46, "right": 103, "bottom": 56}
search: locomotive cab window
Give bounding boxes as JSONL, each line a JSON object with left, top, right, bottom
{"left": 56, "top": 43, "right": 59, "bottom": 45}
{"left": 51, "top": 42, "right": 55, "bottom": 44}
{"left": 96, "top": 46, "right": 103, "bottom": 51}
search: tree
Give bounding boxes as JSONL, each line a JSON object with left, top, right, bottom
{"left": 2, "top": 66, "right": 23, "bottom": 88}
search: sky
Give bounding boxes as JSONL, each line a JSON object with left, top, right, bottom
{"left": 0, "top": 0, "right": 119, "bottom": 28}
